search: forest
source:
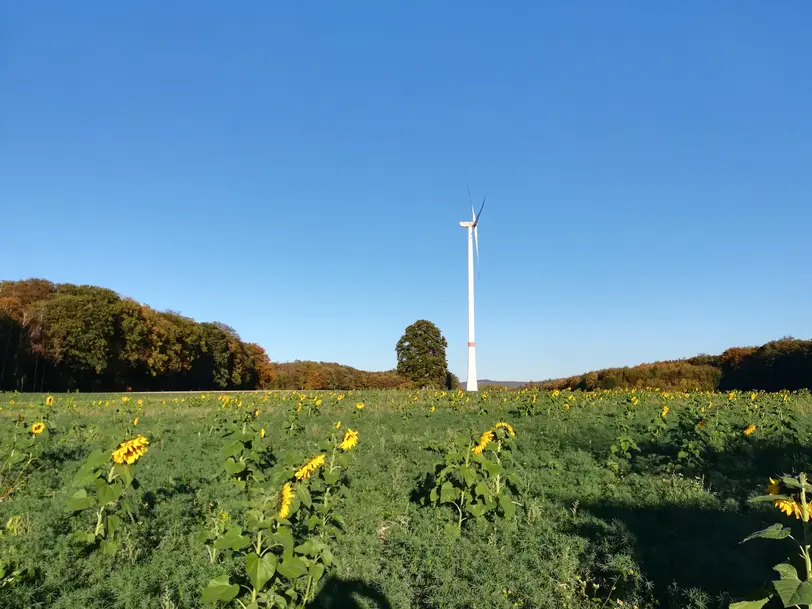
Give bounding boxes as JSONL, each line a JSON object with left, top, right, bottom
{"left": 0, "top": 279, "right": 274, "bottom": 392}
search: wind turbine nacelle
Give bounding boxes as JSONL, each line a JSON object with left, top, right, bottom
{"left": 459, "top": 221, "right": 473, "bottom": 228}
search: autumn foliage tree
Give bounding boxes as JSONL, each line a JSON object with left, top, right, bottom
{"left": 396, "top": 320, "right": 451, "bottom": 389}
{"left": 0, "top": 279, "right": 275, "bottom": 392}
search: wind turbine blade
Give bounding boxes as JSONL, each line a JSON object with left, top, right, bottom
{"left": 473, "top": 196, "right": 486, "bottom": 226}
{"left": 474, "top": 225, "right": 480, "bottom": 281}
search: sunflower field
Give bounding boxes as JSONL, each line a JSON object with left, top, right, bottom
{"left": 2, "top": 388, "right": 812, "bottom": 609}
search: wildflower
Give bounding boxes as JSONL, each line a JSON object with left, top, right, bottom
{"left": 294, "top": 454, "right": 325, "bottom": 480}
{"left": 356, "top": 402, "right": 365, "bottom": 410}
{"left": 31, "top": 422, "right": 45, "bottom": 435}
{"left": 472, "top": 431, "right": 494, "bottom": 455}
{"left": 492, "top": 422, "right": 516, "bottom": 437}
{"left": 278, "top": 482, "right": 293, "bottom": 519}
{"left": 133, "top": 417, "right": 139, "bottom": 426}
{"left": 744, "top": 424, "right": 756, "bottom": 436}
{"left": 45, "top": 396, "right": 54, "bottom": 406}
{"left": 339, "top": 428, "right": 359, "bottom": 451}
{"left": 112, "top": 435, "right": 150, "bottom": 465}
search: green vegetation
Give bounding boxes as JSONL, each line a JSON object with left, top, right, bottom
{"left": 396, "top": 319, "right": 452, "bottom": 389}
{"left": 2, "top": 388, "right": 812, "bottom": 608}
{"left": 0, "top": 279, "right": 274, "bottom": 393}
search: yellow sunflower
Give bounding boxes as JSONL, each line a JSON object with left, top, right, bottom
{"left": 31, "top": 422, "right": 45, "bottom": 435}
{"left": 339, "top": 428, "right": 359, "bottom": 451}
{"left": 294, "top": 454, "right": 325, "bottom": 480}
{"left": 278, "top": 482, "right": 293, "bottom": 519}
{"left": 112, "top": 435, "right": 150, "bottom": 465}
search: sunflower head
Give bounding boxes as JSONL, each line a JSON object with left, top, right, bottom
{"left": 31, "top": 422, "right": 45, "bottom": 435}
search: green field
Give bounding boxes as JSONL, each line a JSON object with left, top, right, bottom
{"left": 1, "top": 389, "right": 811, "bottom": 609}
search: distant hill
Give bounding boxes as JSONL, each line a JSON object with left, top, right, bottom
{"left": 524, "top": 337, "right": 812, "bottom": 393}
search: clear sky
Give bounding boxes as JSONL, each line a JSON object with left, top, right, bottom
{"left": 2, "top": 2, "right": 811, "bottom": 382}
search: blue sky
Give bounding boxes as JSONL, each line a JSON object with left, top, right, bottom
{"left": 2, "top": 2, "right": 811, "bottom": 381}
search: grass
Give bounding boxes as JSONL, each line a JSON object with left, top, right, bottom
{"left": 1, "top": 388, "right": 811, "bottom": 608}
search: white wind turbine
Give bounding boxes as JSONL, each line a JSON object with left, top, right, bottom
{"left": 460, "top": 192, "right": 485, "bottom": 392}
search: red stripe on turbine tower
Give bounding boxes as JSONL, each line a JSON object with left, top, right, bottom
{"left": 468, "top": 342, "right": 475, "bottom": 347}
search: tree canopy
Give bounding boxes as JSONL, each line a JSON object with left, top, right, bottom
{"left": 0, "top": 279, "right": 274, "bottom": 392}
{"left": 395, "top": 320, "right": 450, "bottom": 389}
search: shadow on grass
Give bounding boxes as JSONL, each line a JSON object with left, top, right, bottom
{"left": 573, "top": 500, "right": 795, "bottom": 607}
{"left": 307, "top": 577, "right": 392, "bottom": 609}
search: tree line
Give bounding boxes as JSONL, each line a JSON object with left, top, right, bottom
{"left": 0, "top": 279, "right": 274, "bottom": 392}
{"left": 532, "top": 337, "right": 812, "bottom": 392}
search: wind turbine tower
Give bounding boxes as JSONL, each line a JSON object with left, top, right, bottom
{"left": 460, "top": 195, "right": 485, "bottom": 392}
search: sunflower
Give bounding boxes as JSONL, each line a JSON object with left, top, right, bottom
{"left": 294, "top": 454, "right": 325, "bottom": 480}
{"left": 339, "top": 428, "right": 359, "bottom": 451}
{"left": 112, "top": 435, "right": 150, "bottom": 465}
{"left": 775, "top": 498, "right": 803, "bottom": 520}
{"left": 356, "top": 402, "right": 365, "bottom": 410}
{"left": 492, "top": 422, "right": 515, "bottom": 437}
{"left": 45, "top": 396, "right": 54, "bottom": 406}
{"left": 766, "top": 477, "right": 781, "bottom": 495}
{"left": 278, "top": 483, "right": 293, "bottom": 519}
{"left": 744, "top": 424, "right": 756, "bottom": 436}
{"left": 133, "top": 417, "right": 139, "bottom": 426}
{"left": 260, "top": 428, "right": 266, "bottom": 438}
{"left": 472, "top": 431, "right": 494, "bottom": 455}
{"left": 661, "top": 406, "right": 669, "bottom": 417}
{"left": 31, "top": 422, "right": 45, "bottom": 435}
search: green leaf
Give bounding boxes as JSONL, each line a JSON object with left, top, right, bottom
{"left": 295, "top": 541, "right": 316, "bottom": 557}
{"left": 474, "top": 482, "right": 489, "bottom": 498}
{"left": 223, "top": 458, "right": 246, "bottom": 475}
{"left": 467, "top": 502, "right": 488, "bottom": 518}
{"left": 246, "top": 552, "right": 276, "bottom": 591}
{"left": 296, "top": 485, "right": 312, "bottom": 509}
{"left": 773, "top": 563, "right": 799, "bottom": 580}
{"left": 277, "top": 557, "right": 308, "bottom": 580}
{"left": 741, "top": 523, "right": 793, "bottom": 543}
{"left": 85, "top": 449, "right": 110, "bottom": 469}
{"left": 309, "top": 563, "right": 325, "bottom": 583}
{"left": 70, "top": 531, "right": 97, "bottom": 544}
{"left": 322, "top": 471, "right": 339, "bottom": 485}
{"left": 222, "top": 440, "right": 243, "bottom": 458}
{"left": 113, "top": 463, "right": 134, "bottom": 487}
{"left": 459, "top": 466, "right": 476, "bottom": 488}
{"left": 95, "top": 478, "right": 123, "bottom": 506}
{"left": 728, "top": 589, "right": 773, "bottom": 609}
{"left": 272, "top": 528, "right": 294, "bottom": 559}
{"left": 64, "top": 489, "right": 96, "bottom": 513}
{"left": 429, "top": 487, "right": 438, "bottom": 503}
{"left": 201, "top": 574, "right": 240, "bottom": 604}
{"left": 773, "top": 578, "right": 812, "bottom": 607}
{"left": 499, "top": 494, "right": 516, "bottom": 519}
{"left": 439, "top": 481, "right": 458, "bottom": 504}
{"left": 213, "top": 526, "right": 250, "bottom": 551}
{"left": 106, "top": 514, "right": 122, "bottom": 539}
{"left": 101, "top": 539, "right": 118, "bottom": 556}
{"left": 483, "top": 461, "right": 503, "bottom": 478}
